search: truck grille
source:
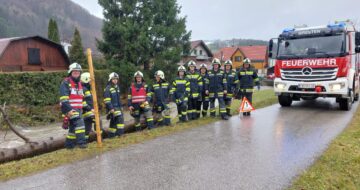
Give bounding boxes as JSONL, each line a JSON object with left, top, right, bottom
{"left": 280, "top": 67, "right": 338, "bottom": 81}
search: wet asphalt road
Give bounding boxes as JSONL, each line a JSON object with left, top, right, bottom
{"left": 0, "top": 99, "right": 358, "bottom": 190}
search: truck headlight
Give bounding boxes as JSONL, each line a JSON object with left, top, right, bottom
{"left": 275, "top": 83, "right": 286, "bottom": 90}
{"left": 329, "top": 82, "right": 345, "bottom": 91}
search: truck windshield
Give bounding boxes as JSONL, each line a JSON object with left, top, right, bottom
{"left": 277, "top": 34, "right": 345, "bottom": 59}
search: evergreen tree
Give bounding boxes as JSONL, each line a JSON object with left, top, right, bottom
{"left": 47, "top": 18, "right": 60, "bottom": 43}
{"left": 47, "top": 19, "right": 54, "bottom": 40}
{"left": 97, "top": 0, "right": 191, "bottom": 84}
{"left": 69, "top": 28, "right": 86, "bottom": 67}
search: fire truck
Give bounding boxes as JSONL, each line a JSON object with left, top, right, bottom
{"left": 268, "top": 21, "right": 360, "bottom": 110}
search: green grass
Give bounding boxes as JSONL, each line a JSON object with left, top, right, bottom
{"left": 0, "top": 89, "right": 277, "bottom": 181}
{"left": 290, "top": 104, "right": 360, "bottom": 190}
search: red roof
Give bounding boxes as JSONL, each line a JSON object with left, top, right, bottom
{"left": 214, "top": 45, "right": 267, "bottom": 61}
{"left": 239, "top": 46, "right": 267, "bottom": 61}
{"left": 213, "top": 47, "right": 238, "bottom": 61}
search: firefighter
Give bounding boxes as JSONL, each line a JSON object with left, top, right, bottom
{"left": 80, "top": 72, "right": 95, "bottom": 141}
{"left": 237, "top": 58, "right": 260, "bottom": 116}
{"left": 104, "top": 72, "right": 125, "bottom": 137}
{"left": 198, "top": 63, "right": 209, "bottom": 117}
{"left": 207, "top": 58, "right": 229, "bottom": 120}
{"left": 170, "top": 65, "right": 190, "bottom": 123}
{"left": 186, "top": 60, "right": 203, "bottom": 120}
{"left": 151, "top": 70, "right": 171, "bottom": 126}
{"left": 223, "top": 60, "right": 239, "bottom": 117}
{"left": 59, "top": 63, "right": 87, "bottom": 149}
{"left": 128, "top": 71, "right": 154, "bottom": 131}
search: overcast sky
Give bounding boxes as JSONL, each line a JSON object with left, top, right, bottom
{"left": 71, "top": 0, "right": 360, "bottom": 41}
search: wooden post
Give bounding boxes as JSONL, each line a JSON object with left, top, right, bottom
{"left": 86, "top": 49, "right": 102, "bottom": 147}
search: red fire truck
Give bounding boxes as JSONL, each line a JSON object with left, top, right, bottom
{"left": 268, "top": 21, "right": 360, "bottom": 110}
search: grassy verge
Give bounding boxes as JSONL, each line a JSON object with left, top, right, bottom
{"left": 0, "top": 89, "right": 277, "bottom": 181}
{"left": 290, "top": 105, "right": 360, "bottom": 190}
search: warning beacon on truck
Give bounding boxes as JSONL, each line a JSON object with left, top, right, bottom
{"left": 268, "top": 20, "right": 360, "bottom": 110}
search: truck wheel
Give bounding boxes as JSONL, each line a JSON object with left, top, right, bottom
{"left": 355, "top": 93, "right": 359, "bottom": 101}
{"left": 278, "top": 95, "right": 292, "bottom": 107}
{"left": 339, "top": 90, "right": 353, "bottom": 111}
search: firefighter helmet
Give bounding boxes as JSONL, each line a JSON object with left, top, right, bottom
{"left": 108, "top": 72, "right": 119, "bottom": 81}
{"left": 134, "top": 71, "right": 144, "bottom": 78}
{"left": 224, "top": 60, "right": 233, "bottom": 66}
{"left": 178, "top": 65, "right": 186, "bottom": 72}
{"left": 68, "top": 62, "right": 82, "bottom": 74}
{"left": 80, "top": 72, "right": 91, "bottom": 83}
{"left": 188, "top": 60, "right": 197, "bottom": 68}
{"left": 243, "top": 58, "right": 251, "bottom": 64}
{"left": 155, "top": 70, "right": 165, "bottom": 80}
{"left": 212, "top": 58, "right": 221, "bottom": 65}
{"left": 199, "top": 63, "right": 207, "bottom": 70}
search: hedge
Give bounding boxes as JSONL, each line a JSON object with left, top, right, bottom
{"left": 0, "top": 70, "right": 110, "bottom": 107}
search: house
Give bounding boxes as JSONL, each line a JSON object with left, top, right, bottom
{"left": 181, "top": 40, "right": 213, "bottom": 68}
{"left": 214, "top": 45, "right": 268, "bottom": 75}
{"left": 0, "top": 36, "right": 70, "bottom": 72}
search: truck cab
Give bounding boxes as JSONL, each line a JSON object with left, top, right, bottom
{"left": 268, "top": 21, "right": 360, "bottom": 110}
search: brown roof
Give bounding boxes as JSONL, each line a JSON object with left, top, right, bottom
{"left": 0, "top": 36, "right": 70, "bottom": 64}
{"left": 214, "top": 45, "right": 267, "bottom": 62}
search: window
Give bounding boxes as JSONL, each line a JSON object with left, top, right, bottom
{"left": 200, "top": 50, "right": 203, "bottom": 55}
{"left": 235, "top": 56, "right": 242, "bottom": 62}
{"left": 193, "top": 50, "right": 197, "bottom": 55}
{"left": 28, "top": 48, "right": 40, "bottom": 65}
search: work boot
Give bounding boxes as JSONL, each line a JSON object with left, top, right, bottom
{"left": 135, "top": 125, "right": 142, "bottom": 132}
{"left": 202, "top": 111, "right": 208, "bottom": 117}
{"left": 147, "top": 121, "right": 154, "bottom": 130}
{"left": 221, "top": 114, "right": 229, "bottom": 120}
{"left": 187, "top": 113, "right": 193, "bottom": 121}
{"left": 164, "top": 118, "right": 171, "bottom": 126}
{"left": 226, "top": 109, "right": 232, "bottom": 117}
{"left": 117, "top": 128, "right": 124, "bottom": 136}
{"left": 157, "top": 119, "right": 164, "bottom": 127}
{"left": 192, "top": 112, "right": 197, "bottom": 120}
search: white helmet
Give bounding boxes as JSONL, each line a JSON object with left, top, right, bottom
{"left": 212, "top": 58, "right": 221, "bottom": 65}
{"left": 134, "top": 71, "right": 144, "bottom": 78}
{"left": 108, "top": 72, "right": 119, "bottom": 81}
{"left": 199, "top": 63, "right": 207, "bottom": 70}
{"left": 155, "top": 70, "right": 165, "bottom": 80}
{"left": 68, "top": 62, "right": 82, "bottom": 74}
{"left": 80, "top": 72, "right": 91, "bottom": 83}
{"left": 178, "top": 65, "right": 186, "bottom": 72}
{"left": 243, "top": 58, "right": 251, "bottom": 64}
{"left": 188, "top": 60, "right": 197, "bottom": 68}
{"left": 224, "top": 60, "right": 233, "bottom": 66}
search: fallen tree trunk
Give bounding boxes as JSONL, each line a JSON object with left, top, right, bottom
{"left": 0, "top": 115, "right": 163, "bottom": 163}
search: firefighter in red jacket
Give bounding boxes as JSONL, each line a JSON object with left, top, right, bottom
{"left": 128, "top": 71, "right": 154, "bottom": 131}
{"left": 59, "top": 63, "right": 87, "bottom": 149}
